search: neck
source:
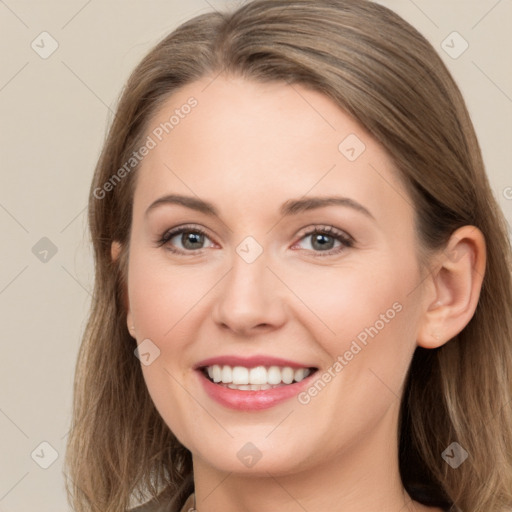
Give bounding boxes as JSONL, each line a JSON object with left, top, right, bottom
{"left": 190, "top": 402, "right": 436, "bottom": 512}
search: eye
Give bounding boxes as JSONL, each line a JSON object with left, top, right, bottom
{"left": 156, "top": 224, "right": 354, "bottom": 257}
{"left": 292, "top": 225, "right": 354, "bottom": 257}
{"left": 156, "top": 224, "right": 215, "bottom": 254}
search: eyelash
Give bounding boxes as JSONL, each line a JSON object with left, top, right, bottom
{"left": 156, "top": 224, "right": 354, "bottom": 258}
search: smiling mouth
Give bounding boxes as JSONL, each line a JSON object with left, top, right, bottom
{"left": 200, "top": 364, "right": 318, "bottom": 391}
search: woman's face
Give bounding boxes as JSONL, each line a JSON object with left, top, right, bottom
{"left": 125, "top": 75, "right": 428, "bottom": 475}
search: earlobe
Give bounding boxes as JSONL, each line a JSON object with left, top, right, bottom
{"left": 111, "top": 241, "right": 122, "bottom": 262}
{"left": 111, "top": 240, "right": 134, "bottom": 336}
{"left": 416, "top": 225, "right": 486, "bottom": 349}
{"left": 126, "top": 310, "right": 135, "bottom": 338}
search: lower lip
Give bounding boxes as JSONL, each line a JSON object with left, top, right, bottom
{"left": 196, "top": 369, "right": 317, "bottom": 411}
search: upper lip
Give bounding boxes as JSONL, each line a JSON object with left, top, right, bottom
{"left": 194, "top": 355, "right": 317, "bottom": 370}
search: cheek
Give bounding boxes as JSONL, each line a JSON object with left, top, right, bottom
{"left": 290, "top": 271, "right": 419, "bottom": 453}
{"left": 286, "top": 257, "right": 414, "bottom": 353}
{"left": 295, "top": 254, "right": 420, "bottom": 408}
{"left": 127, "top": 248, "right": 208, "bottom": 341}
{"left": 127, "top": 250, "right": 203, "bottom": 443}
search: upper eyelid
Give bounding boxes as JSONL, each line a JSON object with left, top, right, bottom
{"left": 298, "top": 224, "right": 352, "bottom": 239}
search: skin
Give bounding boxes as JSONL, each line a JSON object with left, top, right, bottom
{"left": 112, "top": 75, "right": 485, "bottom": 512}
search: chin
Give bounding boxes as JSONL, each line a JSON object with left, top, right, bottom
{"left": 188, "top": 436, "right": 318, "bottom": 477}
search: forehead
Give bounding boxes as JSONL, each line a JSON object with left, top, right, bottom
{"left": 132, "top": 75, "right": 413, "bottom": 227}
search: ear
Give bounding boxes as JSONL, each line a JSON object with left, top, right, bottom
{"left": 111, "top": 240, "right": 122, "bottom": 262}
{"left": 111, "top": 241, "right": 135, "bottom": 337}
{"left": 416, "top": 225, "right": 486, "bottom": 349}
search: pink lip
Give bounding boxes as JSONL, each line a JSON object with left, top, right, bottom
{"left": 194, "top": 355, "right": 315, "bottom": 370}
{"left": 194, "top": 356, "right": 318, "bottom": 411}
{"left": 198, "top": 373, "right": 317, "bottom": 411}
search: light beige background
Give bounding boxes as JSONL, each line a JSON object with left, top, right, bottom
{"left": 0, "top": 1, "right": 511, "bottom": 510}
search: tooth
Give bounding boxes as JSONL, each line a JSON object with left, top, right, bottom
{"left": 221, "top": 365, "right": 232, "bottom": 383}
{"left": 212, "top": 364, "right": 222, "bottom": 383}
{"left": 232, "top": 366, "right": 249, "bottom": 385}
{"left": 209, "top": 364, "right": 313, "bottom": 387}
{"left": 249, "top": 366, "right": 267, "bottom": 384}
{"left": 267, "top": 366, "right": 282, "bottom": 385}
{"left": 282, "top": 367, "right": 294, "bottom": 384}
{"left": 237, "top": 384, "right": 251, "bottom": 390}
{"left": 294, "top": 368, "right": 306, "bottom": 382}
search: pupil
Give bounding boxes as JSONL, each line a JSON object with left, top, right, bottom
{"left": 313, "top": 234, "right": 333, "bottom": 250}
{"left": 183, "top": 232, "right": 203, "bottom": 249}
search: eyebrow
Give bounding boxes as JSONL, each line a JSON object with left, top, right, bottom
{"left": 145, "top": 193, "right": 375, "bottom": 220}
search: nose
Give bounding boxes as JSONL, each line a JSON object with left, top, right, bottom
{"left": 211, "top": 246, "right": 287, "bottom": 337}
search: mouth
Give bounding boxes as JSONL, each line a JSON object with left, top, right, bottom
{"left": 194, "top": 355, "right": 320, "bottom": 410}
{"left": 199, "top": 364, "right": 318, "bottom": 391}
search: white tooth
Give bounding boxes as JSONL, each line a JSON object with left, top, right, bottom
{"left": 207, "top": 366, "right": 214, "bottom": 379}
{"left": 237, "top": 384, "right": 251, "bottom": 390}
{"left": 212, "top": 364, "right": 222, "bottom": 383}
{"left": 294, "top": 368, "right": 306, "bottom": 382}
{"left": 267, "top": 366, "right": 282, "bottom": 385}
{"left": 304, "top": 368, "right": 312, "bottom": 378}
{"left": 221, "top": 365, "right": 232, "bottom": 383}
{"left": 260, "top": 384, "right": 272, "bottom": 390}
{"left": 249, "top": 366, "right": 267, "bottom": 384}
{"left": 232, "top": 366, "right": 249, "bottom": 385}
{"left": 281, "top": 366, "right": 294, "bottom": 384}
{"left": 227, "top": 383, "right": 238, "bottom": 389}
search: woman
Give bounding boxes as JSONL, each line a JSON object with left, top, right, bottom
{"left": 64, "top": 1, "right": 512, "bottom": 511}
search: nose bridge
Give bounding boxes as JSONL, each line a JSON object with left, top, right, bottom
{"left": 212, "top": 235, "right": 285, "bottom": 333}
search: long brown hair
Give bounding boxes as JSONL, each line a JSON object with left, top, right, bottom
{"left": 64, "top": 1, "right": 512, "bottom": 511}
